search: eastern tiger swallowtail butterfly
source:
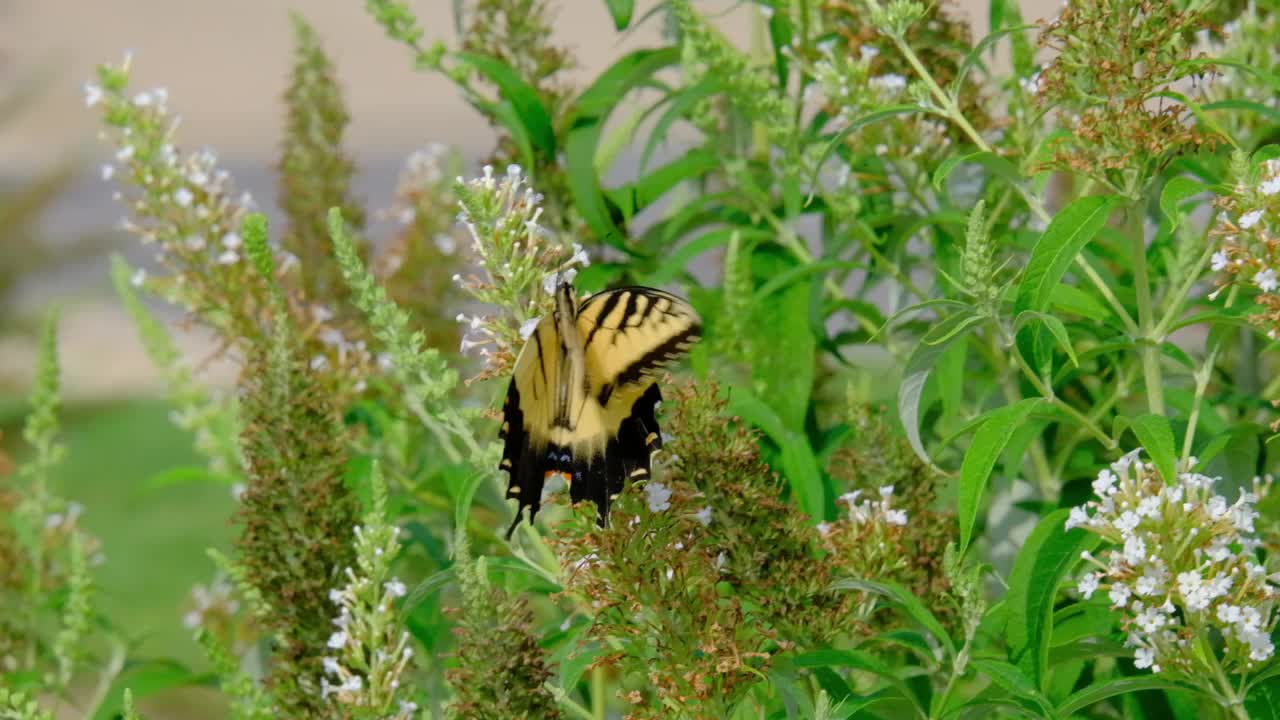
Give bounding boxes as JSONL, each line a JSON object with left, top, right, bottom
{"left": 499, "top": 281, "right": 702, "bottom": 537}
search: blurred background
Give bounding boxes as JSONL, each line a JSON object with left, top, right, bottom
{"left": 0, "top": 0, "right": 1058, "bottom": 713}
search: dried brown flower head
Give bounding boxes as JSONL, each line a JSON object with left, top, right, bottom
{"left": 1036, "top": 0, "right": 1218, "bottom": 183}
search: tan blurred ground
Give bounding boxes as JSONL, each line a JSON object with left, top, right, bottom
{"left": 0, "top": 0, "right": 1057, "bottom": 400}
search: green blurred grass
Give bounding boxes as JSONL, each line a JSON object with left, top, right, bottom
{"left": 4, "top": 395, "right": 237, "bottom": 669}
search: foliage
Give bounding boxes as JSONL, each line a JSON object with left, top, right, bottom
{"left": 5, "top": 1, "right": 1280, "bottom": 719}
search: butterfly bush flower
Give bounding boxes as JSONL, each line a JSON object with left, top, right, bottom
{"left": 1212, "top": 154, "right": 1280, "bottom": 339}
{"left": 318, "top": 467, "right": 418, "bottom": 716}
{"left": 89, "top": 53, "right": 376, "bottom": 395}
{"left": 819, "top": 484, "right": 914, "bottom": 621}
{"left": 451, "top": 164, "right": 589, "bottom": 377}
{"left": 1067, "top": 450, "right": 1277, "bottom": 689}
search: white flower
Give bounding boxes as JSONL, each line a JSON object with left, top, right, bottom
{"left": 1211, "top": 250, "right": 1229, "bottom": 271}
{"left": 84, "top": 83, "right": 104, "bottom": 107}
{"left": 116, "top": 145, "right": 136, "bottom": 162}
{"left": 694, "top": 506, "right": 712, "bottom": 526}
{"left": 884, "top": 509, "right": 908, "bottom": 526}
{"left": 1122, "top": 536, "right": 1146, "bottom": 565}
{"left": 173, "top": 187, "right": 194, "bottom": 207}
{"left": 310, "top": 355, "right": 329, "bottom": 371}
{"left": 1078, "top": 572, "right": 1101, "bottom": 599}
{"left": 1109, "top": 582, "right": 1132, "bottom": 606}
{"left": 322, "top": 657, "right": 342, "bottom": 675}
{"left": 519, "top": 317, "right": 542, "bottom": 341}
{"left": 645, "top": 481, "right": 672, "bottom": 512}
{"left": 1244, "top": 629, "right": 1275, "bottom": 662}
{"left": 221, "top": 232, "right": 242, "bottom": 250}
{"left": 1134, "top": 646, "right": 1157, "bottom": 670}
{"left": 870, "top": 74, "right": 908, "bottom": 94}
{"left": 230, "top": 483, "right": 246, "bottom": 501}
{"left": 1065, "top": 506, "right": 1091, "bottom": 530}
{"left": 1092, "top": 469, "right": 1119, "bottom": 496}
{"left": 816, "top": 521, "right": 832, "bottom": 535}
{"left": 327, "top": 630, "right": 348, "bottom": 649}
{"left": 384, "top": 579, "right": 407, "bottom": 598}
{"left": 100, "top": 164, "right": 115, "bottom": 181}
{"left": 217, "top": 250, "right": 239, "bottom": 265}
{"left": 1254, "top": 268, "right": 1279, "bottom": 293}
{"left": 1217, "top": 603, "right": 1242, "bottom": 625}
{"left": 542, "top": 272, "right": 561, "bottom": 295}
{"left": 1114, "top": 510, "right": 1141, "bottom": 536}
{"left": 130, "top": 268, "right": 147, "bottom": 287}
{"left": 1239, "top": 209, "right": 1264, "bottom": 229}
{"left": 185, "top": 235, "right": 206, "bottom": 251}
{"left": 569, "top": 242, "right": 591, "bottom": 267}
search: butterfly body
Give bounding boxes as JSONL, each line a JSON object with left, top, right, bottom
{"left": 499, "top": 282, "right": 701, "bottom": 537}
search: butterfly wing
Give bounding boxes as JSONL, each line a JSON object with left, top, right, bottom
{"left": 499, "top": 312, "right": 566, "bottom": 538}
{"left": 567, "top": 287, "right": 702, "bottom": 521}
{"left": 499, "top": 285, "right": 701, "bottom": 536}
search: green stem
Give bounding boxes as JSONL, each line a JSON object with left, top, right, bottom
{"left": 1127, "top": 207, "right": 1164, "bottom": 415}
{"left": 591, "top": 666, "right": 607, "bottom": 719}
{"left": 1182, "top": 346, "right": 1219, "bottom": 466}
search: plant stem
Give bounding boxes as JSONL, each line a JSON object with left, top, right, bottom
{"left": 591, "top": 666, "right": 607, "bottom": 719}
{"left": 1182, "top": 346, "right": 1219, "bottom": 466}
{"left": 1127, "top": 207, "right": 1165, "bottom": 415}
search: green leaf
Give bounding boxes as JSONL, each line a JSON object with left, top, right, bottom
{"left": 453, "top": 51, "right": 556, "bottom": 158}
{"left": 1014, "top": 195, "right": 1121, "bottom": 315}
{"left": 970, "top": 659, "right": 1056, "bottom": 719}
{"left": 142, "top": 465, "right": 234, "bottom": 492}
{"left": 1050, "top": 285, "right": 1110, "bottom": 322}
{"left": 1014, "top": 311, "right": 1079, "bottom": 368}
{"left": 1247, "top": 673, "right": 1280, "bottom": 718}
{"left": 931, "top": 150, "right": 1025, "bottom": 194}
{"left": 566, "top": 47, "right": 682, "bottom": 246}
{"left": 833, "top": 579, "right": 956, "bottom": 659}
{"left": 454, "top": 469, "right": 486, "bottom": 531}
{"left": 922, "top": 308, "right": 987, "bottom": 346}
{"left": 1177, "top": 57, "right": 1280, "bottom": 92}
{"left": 603, "top": 0, "right": 634, "bottom": 29}
{"left": 726, "top": 387, "right": 825, "bottom": 520}
{"left": 1005, "top": 510, "right": 1101, "bottom": 691}
{"left": 639, "top": 78, "right": 724, "bottom": 175}
{"left": 958, "top": 399, "right": 1042, "bottom": 555}
{"left": 1115, "top": 414, "right": 1177, "bottom": 484}
{"left": 898, "top": 316, "right": 981, "bottom": 465}
{"left": 1056, "top": 677, "right": 1191, "bottom": 717}
{"left": 1159, "top": 176, "right": 1207, "bottom": 231}
{"left": 93, "top": 660, "right": 211, "bottom": 720}
{"left": 950, "top": 25, "right": 1037, "bottom": 96}
{"left": 751, "top": 270, "right": 815, "bottom": 431}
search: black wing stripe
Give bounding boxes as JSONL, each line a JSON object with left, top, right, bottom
{"left": 582, "top": 290, "right": 625, "bottom": 348}
{"left": 610, "top": 324, "right": 702, "bottom": 389}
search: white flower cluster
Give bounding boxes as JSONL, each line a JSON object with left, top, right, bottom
{"left": 87, "top": 55, "right": 266, "bottom": 271}
{"left": 182, "top": 576, "right": 240, "bottom": 630}
{"left": 1067, "top": 450, "right": 1278, "bottom": 676}
{"left": 451, "top": 164, "right": 590, "bottom": 368}
{"left": 837, "top": 485, "right": 909, "bottom": 528}
{"left": 1210, "top": 156, "right": 1280, "bottom": 337}
{"left": 318, "top": 518, "right": 418, "bottom": 716}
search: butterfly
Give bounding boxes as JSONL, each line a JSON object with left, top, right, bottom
{"left": 498, "top": 281, "right": 702, "bottom": 537}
